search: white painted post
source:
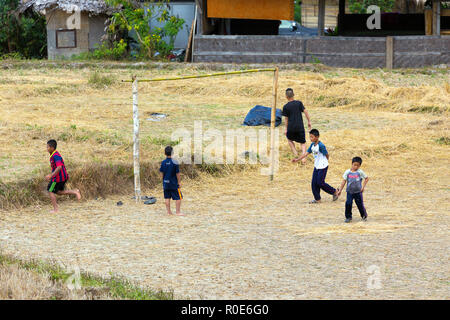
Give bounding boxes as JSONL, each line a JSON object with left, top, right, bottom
{"left": 270, "top": 67, "right": 279, "bottom": 181}
{"left": 132, "top": 76, "right": 141, "bottom": 203}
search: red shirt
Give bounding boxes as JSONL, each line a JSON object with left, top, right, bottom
{"left": 50, "top": 151, "right": 68, "bottom": 182}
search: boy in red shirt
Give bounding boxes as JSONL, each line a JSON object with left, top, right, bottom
{"left": 45, "top": 140, "right": 81, "bottom": 213}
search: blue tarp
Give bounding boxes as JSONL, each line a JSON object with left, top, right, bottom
{"left": 243, "top": 105, "right": 283, "bottom": 127}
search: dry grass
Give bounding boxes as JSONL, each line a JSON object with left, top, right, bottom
{"left": 0, "top": 62, "right": 447, "bottom": 183}
{"left": 0, "top": 253, "right": 173, "bottom": 300}
{"left": 0, "top": 61, "right": 448, "bottom": 299}
{"left": 0, "top": 261, "right": 111, "bottom": 300}
{"left": 0, "top": 160, "right": 248, "bottom": 209}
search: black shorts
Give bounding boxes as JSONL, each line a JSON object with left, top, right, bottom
{"left": 286, "top": 131, "right": 306, "bottom": 144}
{"left": 47, "top": 181, "right": 66, "bottom": 194}
{"left": 164, "top": 188, "right": 183, "bottom": 200}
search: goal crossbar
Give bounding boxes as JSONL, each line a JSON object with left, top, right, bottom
{"left": 125, "top": 67, "right": 279, "bottom": 203}
{"left": 122, "top": 68, "right": 277, "bottom": 83}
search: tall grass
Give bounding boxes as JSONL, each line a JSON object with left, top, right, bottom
{"left": 88, "top": 72, "right": 116, "bottom": 89}
{"left": 0, "top": 161, "right": 249, "bottom": 210}
{"left": 0, "top": 253, "right": 173, "bottom": 300}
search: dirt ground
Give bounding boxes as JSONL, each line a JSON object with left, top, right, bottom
{"left": 0, "top": 162, "right": 448, "bottom": 299}
{"left": 0, "top": 62, "right": 448, "bottom": 299}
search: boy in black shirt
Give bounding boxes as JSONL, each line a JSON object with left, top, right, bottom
{"left": 159, "top": 146, "right": 184, "bottom": 216}
{"left": 282, "top": 88, "right": 312, "bottom": 163}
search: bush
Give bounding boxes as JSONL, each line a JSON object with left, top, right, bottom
{"left": 0, "top": 52, "right": 23, "bottom": 60}
{"left": 104, "top": 0, "right": 184, "bottom": 59}
{"left": 88, "top": 72, "right": 116, "bottom": 88}
{"left": 92, "top": 39, "right": 128, "bottom": 60}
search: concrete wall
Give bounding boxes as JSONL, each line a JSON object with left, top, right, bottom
{"left": 89, "top": 14, "right": 108, "bottom": 51}
{"left": 46, "top": 10, "right": 89, "bottom": 59}
{"left": 46, "top": 10, "right": 108, "bottom": 59}
{"left": 393, "top": 36, "right": 450, "bottom": 67}
{"left": 193, "top": 35, "right": 450, "bottom": 68}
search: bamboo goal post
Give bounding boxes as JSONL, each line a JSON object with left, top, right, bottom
{"left": 124, "top": 67, "right": 280, "bottom": 201}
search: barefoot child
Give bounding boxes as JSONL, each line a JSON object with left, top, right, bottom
{"left": 159, "top": 146, "right": 183, "bottom": 216}
{"left": 337, "top": 157, "right": 369, "bottom": 223}
{"left": 282, "top": 88, "right": 311, "bottom": 163}
{"left": 45, "top": 140, "right": 81, "bottom": 213}
{"left": 295, "top": 129, "right": 339, "bottom": 203}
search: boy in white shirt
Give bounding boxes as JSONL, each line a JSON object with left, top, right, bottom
{"left": 337, "top": 157, "right": 369, "bottom": 223}
{"left": 295, "top": 129, "right": 339, "bottom": 203}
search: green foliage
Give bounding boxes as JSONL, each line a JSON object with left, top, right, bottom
{"left": 435, "top": 137, "right": 450, "bottom": 145}
{"left": 0, "top": 0, "right": 47, "bottom": 58}
{"left": 103, "top": 0, "right": 184, "bottom": 59}
{"left": 294, "top": 1, "right": 302, "bottom": 24}
{"left": 407, "top": 105, "right": 443, "bottom": 114}
{"left": 0, "top": 52, "right": 23, "bottom": 60}
{"left": 349, "top": 0, "right": 395, "bottom": 13}
{"left": 93, "top": 39, "right": 128, "bottom": 60}
{"left": 311, "top": 55, "right": 322, "bottom": 64}
{"left": 147, "top": 136, "right": 180, "bottom": 147}
{"left": 0, "top": 253, "right": 174, "bottom": 300}
{"left": 88, "top": 72, "right": 116, "bottom": 88}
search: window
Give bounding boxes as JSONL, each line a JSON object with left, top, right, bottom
{"left": 56, "top": 29, "right": 77, "bottom": 49}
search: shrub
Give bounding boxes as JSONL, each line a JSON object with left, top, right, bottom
{"left": 88, "top": 72, "right": 116, "bottom": 88}
{"left": 349, "top": 0, "right": 395, "bottom": 13}
{"left": 104, "top": 0, "right": 184, "bottom": 59}
{"left": 93, "top": 39, "right": 128, "bottom": 60}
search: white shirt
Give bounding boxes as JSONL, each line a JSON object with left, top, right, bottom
{"left": 308, "top": 141, "right": 329, "bottom": 169}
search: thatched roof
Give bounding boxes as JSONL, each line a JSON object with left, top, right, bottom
{"left": 18, "top": 0, "right": 114, "bottom": 15}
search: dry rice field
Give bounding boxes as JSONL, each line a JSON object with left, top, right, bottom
{"left": 0, "top": 61, "right": 449, "bottom": 299}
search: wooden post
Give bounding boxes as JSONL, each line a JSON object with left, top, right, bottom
{"left": 318, "top": 0, "right": 326, "bottom": 36}
{"left": 184, "top": 11, "right": 196, "bottom": 62}
{"left": 386, "top": 36, "right": 394, "bottom": 70}
{"left": 425, "top": 8, "right": 433, "bottom": 35}
{"left": 132, "top": 76, "right": 141, "bottom": 203}
{"left": 432, "top": 0, "right": 441, "bottom": 36}
{"left": 270, "top": 67, "right": 279, "bottom": 181}
{"left": 195, "top": 0, "right": 203, "bottom": 35}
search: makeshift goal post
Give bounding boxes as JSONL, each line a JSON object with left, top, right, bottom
{"left": 123, "top": 68, "right": 279, "bottom": 202}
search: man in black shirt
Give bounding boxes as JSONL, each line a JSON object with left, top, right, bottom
{"left": 282, "top": 88, "right": 311, "bottom": 163}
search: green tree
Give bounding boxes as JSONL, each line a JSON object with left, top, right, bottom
{"left": 349, "top": 0, "right": 396, "bottom": 13}
{"left": 0, "top": 0, "right": 17, "bottom": 54}
{"left": 0, "top": 0, "right": 47, "bottom": 58}
{"left": 104, "top": 0, "right": 184, "bottom": 59}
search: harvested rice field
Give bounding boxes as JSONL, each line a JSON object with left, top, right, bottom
{"left": 0, "top": 61, "right": 448, "bottom": 299}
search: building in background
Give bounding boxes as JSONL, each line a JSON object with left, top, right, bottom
{"left": 18, "top": 0, "right": 112, "bottom": 59}
{"left": 193, "top": 0, "right": 449, "bottom": 68}
{"left": 195, "top": 0, "right": 294, "bottom": 35}
{"left": 147, "top": 0, "right": 196, "bottom": 50}
{"left": 301, "top": 0, "right": 427, "bottom": 29}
